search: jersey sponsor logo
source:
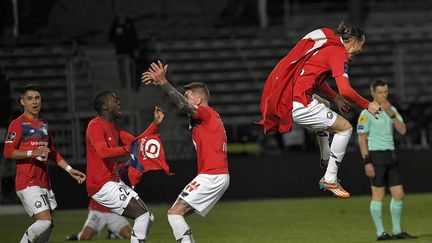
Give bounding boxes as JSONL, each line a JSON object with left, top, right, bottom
{"left": 30, "top": 141, "right": 48, "bottom": 146}
{"left": 6, "top": 132, "right": 16, "bottom": 142}
{"left": 139, "top": 138, "right": 160, "bottom": 159}
{"left": 358, "top": 115, "right": 368, "bottom": 124}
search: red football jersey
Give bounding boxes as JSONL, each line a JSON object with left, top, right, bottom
{"left": 4, "top": 115, "right": 63, "bottom": 191}
{"left": 293, "top": 44, "right": 348, "bottom": 106}
{"left": 190, "top": 106, "right": 229, "bottom": 175}
{"left": 88, "top": 198, "right": 110, "bottom": 213}
{"left": 85, "top": 117, "right": 133, "bottom": 196}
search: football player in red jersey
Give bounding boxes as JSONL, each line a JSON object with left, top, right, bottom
{"left": 142, "top": 61, "right": 229, "bottom": 243}
{"left": 258, "top": 21, "right": 381, "bottom": 198}
{"left": 3, "top": 84, "right": 86, "bottom": 243}
{"left": 85, "top": 90, "right": 164, "bottom": 243}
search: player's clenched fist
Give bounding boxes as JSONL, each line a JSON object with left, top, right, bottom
{"left": 153, "top": 106, "right": 165, "bottom": 126}
{"left": 367, "top": 101, "right": 381, "bottom": 118}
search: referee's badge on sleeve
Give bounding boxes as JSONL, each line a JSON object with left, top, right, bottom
{"left": 358, "top": 114, "right": 368, "bottom": 124}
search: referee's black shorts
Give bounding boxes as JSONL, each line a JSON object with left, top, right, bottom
{"left": 369, "top": 150, "right": 403, "bottom": 187}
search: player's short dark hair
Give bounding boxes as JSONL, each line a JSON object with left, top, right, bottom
{"left": 371, "top": 79, "right": 388, "bottom": 91}
{"left": 335, "top": 21, "right": 364, "bottom": 42}
{"left": 184, "top": 82, "right": 210, "bottom": 98}
{"left": 21, "top": 84, "right": 40, "bottom": 95}
{"left": 93, "top": 90, "right": 113, "bottom": 114}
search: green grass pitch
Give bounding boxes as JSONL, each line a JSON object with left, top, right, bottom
{"left": 1, "top": 193, "right": 431, "bottom": 243}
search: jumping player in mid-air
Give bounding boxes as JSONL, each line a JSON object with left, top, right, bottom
{"left": 258, "top": 21, "right": 380, "bottom": 198}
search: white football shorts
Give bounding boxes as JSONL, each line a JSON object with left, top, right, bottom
{"left": 16, "top": 186, "right": 57, "bottom": 217}
{"left": 84, "top": 210, "right": 130, "bottom": 235}
{"left": 292, "top": 99, "right": 338, "bottom": 131}
{"left": 92, "top": 180, "right": 139, "bottom": 215}
{"left": 176, "top": 174, "right": 229, "bottom": 217}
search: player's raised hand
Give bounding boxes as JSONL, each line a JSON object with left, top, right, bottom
{"left": 141, "top": 60, "right": 168, "bottom": 86}
{"left": 367, "top": 101, "right": 380, "bottom": 119}
{"left": 69, "top": 169, "right": 86, "bottom": 184}
{"left": 334, "top": 94, "right": 351, "bottom": 113}
{"left": 153, "top": 106, "right": 165, "bottom": 126}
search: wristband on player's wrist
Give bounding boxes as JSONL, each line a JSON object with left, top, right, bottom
{"left": 363, "top": 155, "right": 372, "bottom": 164}
{"left": 26, "top": 150, "right": 33, "bottom": 158}
{"left": 65, "top": 165, "right": 73, "bottom": 173}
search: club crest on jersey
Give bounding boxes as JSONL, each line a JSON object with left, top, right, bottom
{"left": 139, "top": 138, "right": 160, "bottom": 159}
{"left": 6, "top": 132, "right": 16, "bottom": 142}
{"left": 327, "top": 111, "right": 334, "bottom": 119}
{"left": 35, "top": 201, "right": 42, "bottom": 208}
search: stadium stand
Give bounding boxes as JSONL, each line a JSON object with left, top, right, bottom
{"left": 2, "top": 1, "right": 432, "bottom": 162}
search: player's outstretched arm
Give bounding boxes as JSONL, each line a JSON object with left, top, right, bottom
{"left": 57, "top": 159, "right": 86, "bottom": 184}
{"left": 141, "top": 60, "right": 197, "bottom": 115}
{"left": 334, "top": 76, "right": 380, "bottom": 117}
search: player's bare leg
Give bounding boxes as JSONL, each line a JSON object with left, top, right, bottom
{"left": 78, "top": 226, "right": 96, "bottom": 240}
{"left": 21, "top": 209, "right": 52, "bottom": 243}
{"left": 119, "top": 225, "right": 133, "bottom": 239}
{"left": 168, "top": 199, "right": 195, "bottom": 243}
{"left": 319, "top": 115, "right": 352, "bottom": 198}
{"left": 123, "top": 197, "right": 153, "bottom": 243}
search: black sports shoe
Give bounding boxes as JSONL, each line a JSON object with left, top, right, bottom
{"left": 392, "top": 232, "right": 417, "bottom": 240}
{"left": 377, "top": 232, "right": 393, "bottom": 241}
{"left": 319, "top": 159, "right": 329, "bottom": 169}
{"left": 66, "top": 234, "right": 78, "bottom": 241}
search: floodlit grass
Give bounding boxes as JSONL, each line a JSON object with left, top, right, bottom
{"left": 1, "top": 193, "right": 431, "bottom": 243}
